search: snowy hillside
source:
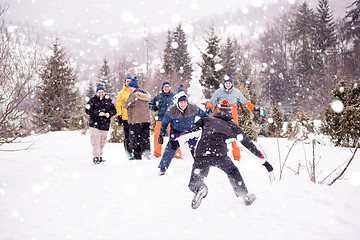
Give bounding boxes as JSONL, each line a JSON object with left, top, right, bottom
{"left": 1, "top": 131, "right": 359, "bottom": 240}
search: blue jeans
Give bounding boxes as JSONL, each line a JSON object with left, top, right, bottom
{"left": 158, "top": 142, "right": 177, "bottom": 172}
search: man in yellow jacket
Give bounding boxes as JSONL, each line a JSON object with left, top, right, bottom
{"left": 116, "top": 75, "right": 133, "bottom": 157}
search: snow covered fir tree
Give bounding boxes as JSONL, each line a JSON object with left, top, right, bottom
{"left": 161, "top": 23, "right": 192, "bottom": 89}
{"left": 33, "top": 38, "right": 81, "bottom": 132}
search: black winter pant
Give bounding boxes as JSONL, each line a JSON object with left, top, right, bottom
{"left": 123, "top": 121, "right": 131, "bottom": 156}
{"left": 188, "top": 155, "right": 248, "bottom": 198}
{"left": 129, "top": 122, "right": 150, "bottom": 159}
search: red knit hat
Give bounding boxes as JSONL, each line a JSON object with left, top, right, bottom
{"left": 218, "top": 99, "right": 232, "bottom": 112}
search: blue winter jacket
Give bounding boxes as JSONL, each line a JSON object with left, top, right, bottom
{"left": 160, "top": 103, "right": 208, "bottom": 140}
{"left": 149, "top": 90, "right": 175, "bottom": 121}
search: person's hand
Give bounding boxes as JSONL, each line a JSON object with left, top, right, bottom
{"left": 263, "top": 161, "right": 273, "bottom": 172}
{"left": 117, "top": 115, "right": 124, "bottom": 125}
{"left": 99, "top": 112, "right": 106, "bottom": 117}
{"left": 153, "top": 106, "right": 159, "bottom": 112}
{"left": 205, "top": 107, "right": 211, "bottom": 114}
{"left": 170, "top": 140, "right": 180, "bottom": 150}
{"left": 158, "top": 135, "right": 164, "bottom": 144}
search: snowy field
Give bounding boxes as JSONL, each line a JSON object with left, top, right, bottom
{"left": 1, "top": 130, "right": 360, "bottom": 240}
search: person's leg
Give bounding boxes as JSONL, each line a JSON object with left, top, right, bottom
{"left": 217, "top": 156, "right": 249, "bottom": 198}
{"left": 140, "top": 123, "right": 151, "bottom": 159}
{"left": 153, "top": 121, "right": 162, "bottom": 157}
{"left": 133, "top": 123, "right": 142, "bottom": 159}
{"left": 123, "top": 121, "right": 131, "bottom": 156}
{"left": 188, "top": 158, "right": 210, "bottom": 194}
{"left": 99, "top": 129, "right": 108, "bottom": 158}
{"left": 158, "top": 143, "right": 177, "bottom": 172}
{"left": 89, "top": 127, "right": 100, "bottom": 158}
{"left": 188, "top": 158, "right": 210, "bottom": 209}
{"left": 129, "top": 124, "right": 141, "bottom": 159}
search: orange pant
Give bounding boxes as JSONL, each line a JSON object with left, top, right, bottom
{"left": 153, "top": 121, "right": 181, "bottom": 158}
{"left": 230, "top": 106, "right": 241, "bottom": 161}
{"left": 232, "top": 141, "right": 241, "bottom": 161}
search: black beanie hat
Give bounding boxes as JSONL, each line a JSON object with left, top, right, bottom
{"left": 218, "top": 99, "right": 232, "bottom": 112}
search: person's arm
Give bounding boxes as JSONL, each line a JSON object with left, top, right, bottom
{"left": 205, "top": 92, "right": 217, "bottom": 113}
{"left": 235, "top": 90, "right": 255, "bottom": 110}
{"left": 116, "top": 91, "right": 124, "bottom": 116}
{"left": 122, "top": 93, "right": 133, "bottom": 109}
{"left": 159, "top": 113, "right": 171, "bottom": 137}
{"left": 108, "top": 101, "right": 117, "bottom": 117}
{"left": 234, "top": 125, "right": 273, "bottom": 172}
{"left": 175, "top": 118, "right": 205, "bottom": 147}
{"left": 85, "top": 99, "right": 99, "bottom": 117}
{"left": 149, "top": 95, "right": 159, "bottom": 111}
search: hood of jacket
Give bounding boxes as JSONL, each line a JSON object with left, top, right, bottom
{"left": 213, "top": 111, "right": 233, "bottom": 121}
{"left": 134, "top": 89, "right": 151, "bottom": 102}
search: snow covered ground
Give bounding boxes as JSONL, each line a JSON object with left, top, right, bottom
{"left": 1, "top": 130, "right": 360, "bottom": 240}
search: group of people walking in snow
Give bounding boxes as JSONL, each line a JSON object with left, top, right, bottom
{"left": 85, "top": 74, "right": 273, "bottom": 208}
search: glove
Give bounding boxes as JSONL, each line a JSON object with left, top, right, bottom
{"left": 117, "top": 115, "right": 124, "bottom": 125}
{"left": 153, "top": 106, "right": 159, "bottom": 112}
{"left": 205, "top": 107, "right": 211, "bottom": 114}
{"left": 158, "top": 135, "right": 164, "bottom": 144}
{"left": 254, "top": 106, "right": 266, "bottom": 117}
{"left": 170, "top": 140, "right": 180, "bottom": 150}
{"left": 263, "top": 161, "right": 273, "bottom": 172}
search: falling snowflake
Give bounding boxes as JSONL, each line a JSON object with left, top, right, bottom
{"left": 331, "top": 100, "right": 344, "bottom": 113}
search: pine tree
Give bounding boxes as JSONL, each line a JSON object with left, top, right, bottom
{"left": 292, "top": 109, "right": 315, "bottom": 140}
{"left": 321, "top": 78, "right": 360, "bottom": 147}
{"left": 86, "top": 81, "right": 95, "bottom": 99}
{"left": 344, "top": 0, "right": 360, "bottom": 79}
{"left": 315, "top": 0, "right": 337, "bottom": 55}
{"left": 221, "top": 37, "right": 236, "bottom": 78}
{"left": 267, "top": 103, "right": 285, "bottom": 137}
{"left": 345, "top": 0, "right": 360, "bottom": 39}
{"left": 172, "top": 23, "right": 193, "bottom": 82}
{"left": 200, "top": 25, "right": 223, "bottom": 99}
{"left": 288, "top": 2, "right": 316, "bottom": 76}
{"left": 34, "top": 38, "right": 80, "bottom": 132}
{"left": 98, "top": 58, "right": 114, "bottom": 99}
{"left": 162, "top": 30, "right": 174, "bottom": 75}
{"left": 237, "top": 85, "right": 259, "bottom": 141}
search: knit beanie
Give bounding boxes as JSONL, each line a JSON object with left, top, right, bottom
{"left": 224, "top": 74, "right": 233, "bottom": 83}
{"left": 124, "top": 74, "right": 132, "bottom": 83}
{"left": 128, "top": 77, "right": 139, "bottom": 88}
{"left": 218, "top": 99, "right": 232, "bottom": 112}
{"left": 96, "top": 83, "right": 105, "bottom": 92}
{"left": 178, "top": 93, "right": 188, "bottom": 102}
{"left": 162, "top": 80, "right": 171, "bottom": 88}
{"left": 177, "top": 84, "right": 186, "bottom": 93}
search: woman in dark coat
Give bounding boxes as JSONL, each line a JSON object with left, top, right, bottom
{"left": 85, "top": 83, "right": 116, "bottom": 164}
{"left": 175, "top": 100, "right": 273, "bottom": 209}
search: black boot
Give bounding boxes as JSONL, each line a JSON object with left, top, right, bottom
{"left": 93, "top": 157, "right": 100, "bottom": 164}
{"left": 191, "top": 185, "right": 208, "bottom": 209}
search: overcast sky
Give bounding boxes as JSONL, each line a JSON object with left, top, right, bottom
{"left": 5, "top": 0, "right": 281, "bottom": 34}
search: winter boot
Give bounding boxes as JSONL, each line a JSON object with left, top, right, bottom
{"left": 191, "top": 185, "right": 208, "bottom": 209}
{"left": 93, "top": 157, "right": 100, "bottom": 164}
{"left": 99, "top": 157, "right": 106, "bottom": 163}
{"left": 243, "top": 193, "right": 256, "bottom": 206}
